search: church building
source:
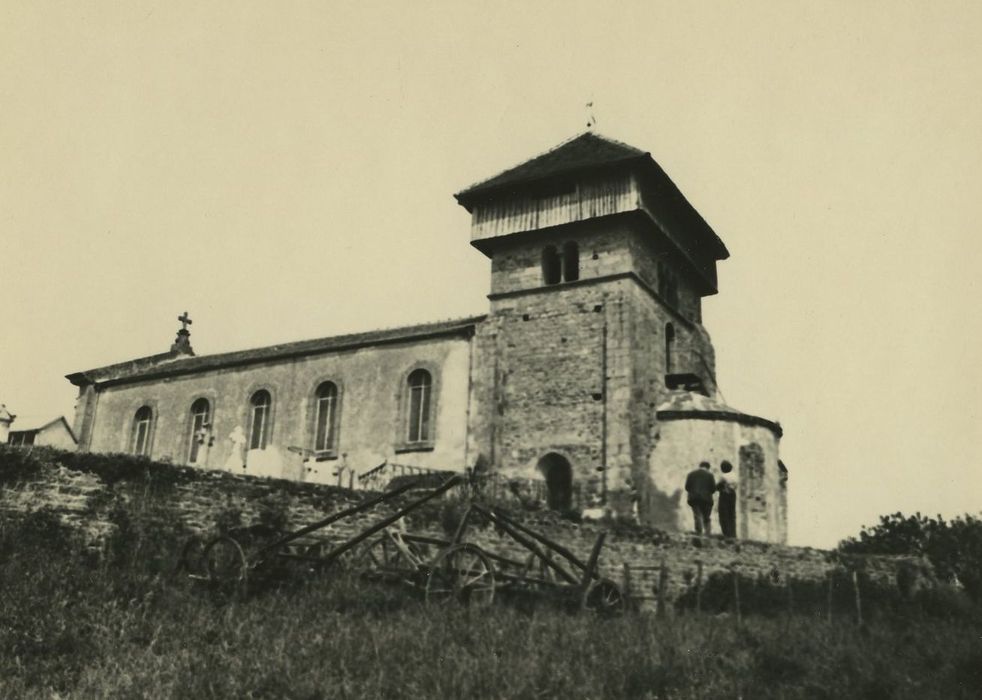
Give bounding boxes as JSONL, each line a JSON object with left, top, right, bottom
{"left": 66, "top": 132, "right": 787, "bottom": 543}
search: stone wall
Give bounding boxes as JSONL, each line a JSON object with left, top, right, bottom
{"left": 0, "top": 448, "right": 927, "bottom": 612}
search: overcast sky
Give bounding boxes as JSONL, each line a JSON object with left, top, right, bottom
{"left": 2, "top": 1, "right": 980, "bottom": 548}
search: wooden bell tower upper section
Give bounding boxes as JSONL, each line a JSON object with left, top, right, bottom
{"left": 454, "top": 131, "right": 730, "bottom": 299}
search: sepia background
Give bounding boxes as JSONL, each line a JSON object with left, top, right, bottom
{"left": 1, "top": 1, "right": 979, "bottom": 548}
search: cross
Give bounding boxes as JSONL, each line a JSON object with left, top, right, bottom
{"left": 177, "top": 311, "right": 192, "bottom": 331}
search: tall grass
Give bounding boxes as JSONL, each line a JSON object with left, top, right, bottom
{"left": 2, "top": 509, "right": 980, "bottom": 699}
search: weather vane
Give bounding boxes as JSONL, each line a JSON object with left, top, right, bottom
{"left": 585, "top": 101, "right": 597, "bottom": 130}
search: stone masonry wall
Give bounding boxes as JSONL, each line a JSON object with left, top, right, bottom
{"left": 481, "top": 277, "right": 633, "bottom": 503}
{"left": 474, "top": 221, "right": 719, "bottom": 521}
{"left": 0, "top": 448, "right": 928, "bottom": 612}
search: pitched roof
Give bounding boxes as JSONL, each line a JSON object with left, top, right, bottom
{"left": 0, "top": 404, "right": 14, "bottom": 422}
{"left": 454, "top": 131, "right": 729, "bottom": 287}
{"left": 455, "top": 132, "right": 647, "bottom": 205}
{"left": 8, "top": 415, "right": 76, "bottom": 441}
{"left": 67, "top": 315, "right": 486, "bottom": 387}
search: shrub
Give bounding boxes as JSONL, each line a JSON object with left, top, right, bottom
{"left": 840, "top": 512, "right": 982, "bottom": 602}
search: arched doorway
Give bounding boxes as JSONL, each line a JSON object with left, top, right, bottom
{"left": 537, "top": 453, "right": 573, "bottom": 511}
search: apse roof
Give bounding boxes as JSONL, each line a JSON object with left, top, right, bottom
{"left": 656, "top": 390, "right": 782, "bottom": 437}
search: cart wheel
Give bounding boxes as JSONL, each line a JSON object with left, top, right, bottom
{"left": 203, "top": 536, "right": 249, "bottom": 587}
{"left": 362, "top": 535, "right": 397, "bottom": 572}
{"left": 426, "top": 544, "right": 495, "bottom": 607}
{"left": 361, "top": 534, "right": 423, "bottom": 585}
{"left": 584, "top": 578, "right": 625, "bottom": 615}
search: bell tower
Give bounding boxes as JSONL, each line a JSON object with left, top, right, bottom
{"left": 458, "top": 132, "right": 729, "bottom": 517}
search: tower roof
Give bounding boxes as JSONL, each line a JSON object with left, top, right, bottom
{"left": 455, "top": 130, "right": 730, "bottom": 294}
{"left": 455, "top": 132, "right": 647, "bottom": 207}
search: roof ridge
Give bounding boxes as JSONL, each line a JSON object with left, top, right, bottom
{"left": 583, "top": 129, "right": 648, "bottom": 156}
{"left": 455, "top": 131, "right": 648, "bottom": 199}
{"left": 8, "top": 414, "right": 69, "bottom": 432}
{"left": 215, "top": 313, "right": 487, "bottom": 357}
{"left": 68, "top": 313, "right": 488, "bottom": 384}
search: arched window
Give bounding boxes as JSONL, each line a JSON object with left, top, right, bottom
{"left": 131, "top": 406, "right": 153, "bottom": 456}
{"left": 537, "top": 453, "right": 573, "bottom": 511}
{"left": 187, "top": 398, "right": 210, "bottom": 464}
{"left": 249, "top": 390, "right": 272, "bottom": 450}
{"left": 406, "top": 369, "right": 432, "bottom": 443}
{"left": 542, "top": 246, "right": 561, "bottom": 285}
{"left": 562, "top": 241, "right": 579, "bottom": 282}
{"left": 313, "top": 381, "right": 338, "bottom": 453}
{"left": 665, "top": 323, "right": 676, "bottom": 374}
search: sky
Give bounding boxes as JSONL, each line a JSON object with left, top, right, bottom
{"left": 1, "top": 1, "right": 980, "bottom": 548}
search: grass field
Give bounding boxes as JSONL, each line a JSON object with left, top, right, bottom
{"left": 2, "top": 510, "right": 981, "bottom": 699}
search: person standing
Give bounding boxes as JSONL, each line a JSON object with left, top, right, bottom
{"left": 716, "top": 460, "right": 737, "bottom": 538}
{"left": 684, "top": 461, "right": 716, "bottom": 535}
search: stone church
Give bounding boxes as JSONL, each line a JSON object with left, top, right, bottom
{"left": 67, "top": 132, "right": 787, "bottom": 543}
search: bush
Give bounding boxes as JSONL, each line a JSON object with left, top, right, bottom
{"left": 840, "top": 512, "right": 982, "bottom": 602}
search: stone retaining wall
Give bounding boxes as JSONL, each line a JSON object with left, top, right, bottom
{"left": 0, "top": 447, "right": 929, "bottom": 611}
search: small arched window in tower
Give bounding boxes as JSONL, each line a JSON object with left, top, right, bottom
{"left": 562, "top": 241, "right": 580, "bottom": 282}
{"left": 665, "top": 323, "right": 676, "bottom": 374}
{"left": 542, "top": 246, "right": 561, "bottom": 285}
{"left": 313, "top": 381, "right": 339, "bottom": 453}
{"left": 406, "top": 369, "right": 433, "bottom": 443}
{"left": 187, "top": 398, "right": 210, "bottom": 464}
{"left": 131, "top": 406, "right": 153, "bottom": 456}
{"left": 249, "top": 390, "right": 272, "bottom": 450}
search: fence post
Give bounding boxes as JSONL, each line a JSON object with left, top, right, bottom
{"left": 785, "top": 575, "right": 794, "bottom": 623}
{"left": 826, "top": 569, "right": 834, "bottom": 623}
{"left": 732, "top": 566, "right": 741, "bottom": 627}
{"left": 657, "top": 559, "right": 668, "bottom": 620}
{"left": 622, "top": 562, "right": 632, "bottom": 603}
{"left": 695, "top": 561, "right": 703, "bottom": 615}
{"left": 852, "top": 569, "right": 863, "bottom": 626}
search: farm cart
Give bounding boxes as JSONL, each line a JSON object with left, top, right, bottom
{"left": 360, "top": 502, "right": 626, "bottom": 614}
{"left": 180, "top": 472, "right": 625, "bottom": 614}
{"left": 179, "top": 474, "right": 463, "bottom": 589}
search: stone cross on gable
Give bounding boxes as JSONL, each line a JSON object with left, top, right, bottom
{"left": 171, "top": 311, "right": 195, "bottom": 355}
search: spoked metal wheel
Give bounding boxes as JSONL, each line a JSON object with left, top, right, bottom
{"left": 584, "top": 578, "right": 625, "bottom": 615}
{"left": 177, "top": 535, "right": 207, "bottom": 579}
{"left": 361, "top": 532, "right": 426, "bottom": 586}
{"left": 425, "top": 544, "right": 495, "bottom": 607}
{"left": 203, "top": 536, "right": 249, "bottom": 588}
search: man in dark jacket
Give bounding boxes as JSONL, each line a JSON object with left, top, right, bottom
{"left": 684, "top": 461, "right": 716, "bottom": 535}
